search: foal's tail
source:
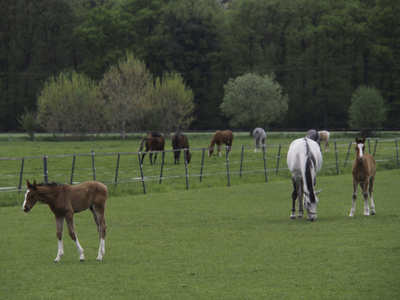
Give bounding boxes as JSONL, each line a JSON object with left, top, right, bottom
{"left": 139, "top": 138, "right": 148, "bottom": 152}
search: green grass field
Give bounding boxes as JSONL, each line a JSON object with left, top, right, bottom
{"left": 1, "top": 132, "right": 399, "bottom": 207}
{"left": 1, "top": 169, "right": 399, "bottom": 299}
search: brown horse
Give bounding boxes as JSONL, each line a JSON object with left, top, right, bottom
{"left": 208, "top": 130, "right": 234, "bottom": 156}
{"left": 139, "top": 132, "right": 165, "bottom": 164}
{"left": 318, "top": 130, "right": 330, "bottom": 152}
{"left": 172, "top": 133, "right": 192, "bottom": 164}
{"left": 349, "top": 138, "right": 376, "bottom": 217}
{"left": 22, "top": 180, "right": 108, "bottom": 262}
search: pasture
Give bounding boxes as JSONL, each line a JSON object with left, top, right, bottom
{"left": 1, "top": 169, "right": 399, "bottom": 299}
{"left": 1, "top": 132, "right": 399, "bottom": 207}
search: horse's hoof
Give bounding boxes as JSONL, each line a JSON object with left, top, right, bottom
{"left": 297, "top": 214, "right": 303, "bottom": 218}
{"left": 290, "top": 216, "right": 296, "bottom": 220}
{"left": 80, "top": 258, "right": 85, "bottom": 262}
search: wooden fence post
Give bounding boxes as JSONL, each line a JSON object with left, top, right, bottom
{"left": 138, "top": 152, "right": 146, "bottom": 194}
{"left": 159, "top": 151, "right": 165, "bottom": 184}
{"left": 262, "top": 144, "right": 268, "bottom": 182}
{"left": 276, "top": 145, "right": 282, "bottom": 175}
{"left": 184, "top": 149, "right": 189, "bottom": 190}
{"left": 200, "top": 149, "right": 205, "bottom": 182}
{"left": 70, "top": 155, "right": 76, "bottom": 184}
{"left": 226, "top": 146, "right": 231, "bottom": 187}
{"left": 344, "top": 142, "right": 352, "bottom": 167}
{"left": 91, "top": 150, "right": 96, "bottom": 181}
{"left": 335, "top": 139, "right": 339, "bottom": 175}
{"left": 18, "top": 158, "right": 25, "bottom": 193}
{"left": 239, "top": 146, "right": 244, "bottom": 177}
{"left": 43, "top": 155, "right": 48, "bottom": 184}
{"left": 373, "top": 139, "right": 378, "bottom": 157}
{"left": 114, "top": 154, "right": 120, "bottom": 187}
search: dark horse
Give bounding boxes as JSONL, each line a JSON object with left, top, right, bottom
{"left": 139, "top": 132, "right": 165, "bottom": 164}
{"left": 208, "top": 130, "right": 234, "bottom": 157}
{"left": 349, "top": 138, "right": 376, "bottom": 217}
{"left": 22, "top": 180, "right": 108, "bottom": 262}
{"left": 171, "top": 133, "right": 192, "bottom": 164}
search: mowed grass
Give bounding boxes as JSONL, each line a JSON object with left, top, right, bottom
{"left": 1, "top": 169, "right": 399, "bottom": 299}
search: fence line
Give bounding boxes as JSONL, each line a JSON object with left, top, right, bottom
{"left": 1, "top": 138, "right": 399, "bottom": 196}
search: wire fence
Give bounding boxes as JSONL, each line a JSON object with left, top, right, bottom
{"left": 1, "top": 138, "right": 399, "bottom": 199}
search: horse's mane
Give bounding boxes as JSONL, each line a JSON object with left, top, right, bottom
{"left": 150, "top": 132, "right": 162, "bottom": 137}
{"left": 37, "top": 182, "right": 64, "bottom": 187}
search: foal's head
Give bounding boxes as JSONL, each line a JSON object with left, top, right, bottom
{"left": 22, "top": 180, "right": 39, "bottom": 213}
{"left": 355, "top": 137, "right": 366, "bottom": 162}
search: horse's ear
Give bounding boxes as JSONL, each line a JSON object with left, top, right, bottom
{"left": 355, "top": 137, "right": 364, "bottom": 144}
{"left": 315, "top": 189, "right": 322, "bottom": 195}
{"left": 27, "top": 180, "right": 37, "bottom": 190}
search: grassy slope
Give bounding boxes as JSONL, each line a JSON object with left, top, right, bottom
{"left": 1, "top": 169, "right": 399, "bottom": 299}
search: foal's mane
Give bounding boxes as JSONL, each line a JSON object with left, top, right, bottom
{"left": 37, "top": 182, "right": 64, "bottom": 187}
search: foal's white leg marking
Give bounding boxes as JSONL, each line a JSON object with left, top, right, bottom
{"left": 75, "top": 238, "right": 85, "bottom": 261}
{"left": 370, "top": 192, "right": 375, "bottom": 214}
{"left": 350, "top": 191, "right": 357, "bottom": 217}
{"left": 55, "top": 239, "right": 64, "bottom": 262}
{"left": 97, "top": 238, "right": 105, "bottom": 261}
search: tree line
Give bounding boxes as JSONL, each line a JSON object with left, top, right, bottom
{"left": 1, "top": 0, "right": 398, "bottom": 133}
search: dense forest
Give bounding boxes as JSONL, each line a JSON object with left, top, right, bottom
{"left": 0, "top": 0, "right": 399, "bottom": 132}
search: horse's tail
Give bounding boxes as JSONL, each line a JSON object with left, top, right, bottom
{"left": 304, "top": 139, "right": 317, "bottom": 203}
{"left": 173, "top": 134, "right": 180, "bottom": 149}
{"left": 139, "top": 138, "right": 148, "bottom": 152}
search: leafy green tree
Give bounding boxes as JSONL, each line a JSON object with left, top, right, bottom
{"left": 100, "top": 52, "right": 152, "bottom": 139}
{"left": 73, "top": 3, "right": 130, "bottom": 77}
{"left": 0, "top": 0, "right": 82, "bottom": 131}
{"left": 348, "top": 86, "right": 387, "bottom": 135}
{"left": 37, "top": 71, "right": 106, "bottom": 136}
{"left": 147, "top": 72, "right": 195, "bottom": 136}
{"left": 220, "top": 73, "right": 288, "bottom": 132}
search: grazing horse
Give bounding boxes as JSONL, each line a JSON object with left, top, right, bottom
{"left": 306, "top": 129, "right": 320, "bottom": 144}
{"left": 318, "top": 130, "right": 330, "bottom": 152}
{"left": 208, "top": 130, "right": 234, "bottom": 157}
{"left": 253, "top": 127, "right": 267, "bottom": 153}
{"left": 171, "top": 133, "right": 192, "bottom": 164}
{"left": 349, "top": 138, "right": 376, "bottom": 217}
{"left": 139, "top": 132, "right": 165, "bottom": 164}
{"left": 287, "top": 138, "right": 322, "bottom": 221}
{"left": 22, "top": 180, "right": 108, "bottom": 262}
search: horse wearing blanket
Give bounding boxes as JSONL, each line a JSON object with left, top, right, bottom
{"left": 287, "top": 138, "right": 322, "bottom": 221}
{"left": 22, "top": 180, "right": 108, "bottom": 262}
{"left": 253, "top": 127, "right": 267, "bottom": 153}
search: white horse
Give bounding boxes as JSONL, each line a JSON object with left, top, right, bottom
{"left": 253, "top": 127, "right": 266, "bottom": 153}
{"left": 287, "top": 138, "right": 322, "bottom": 221}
